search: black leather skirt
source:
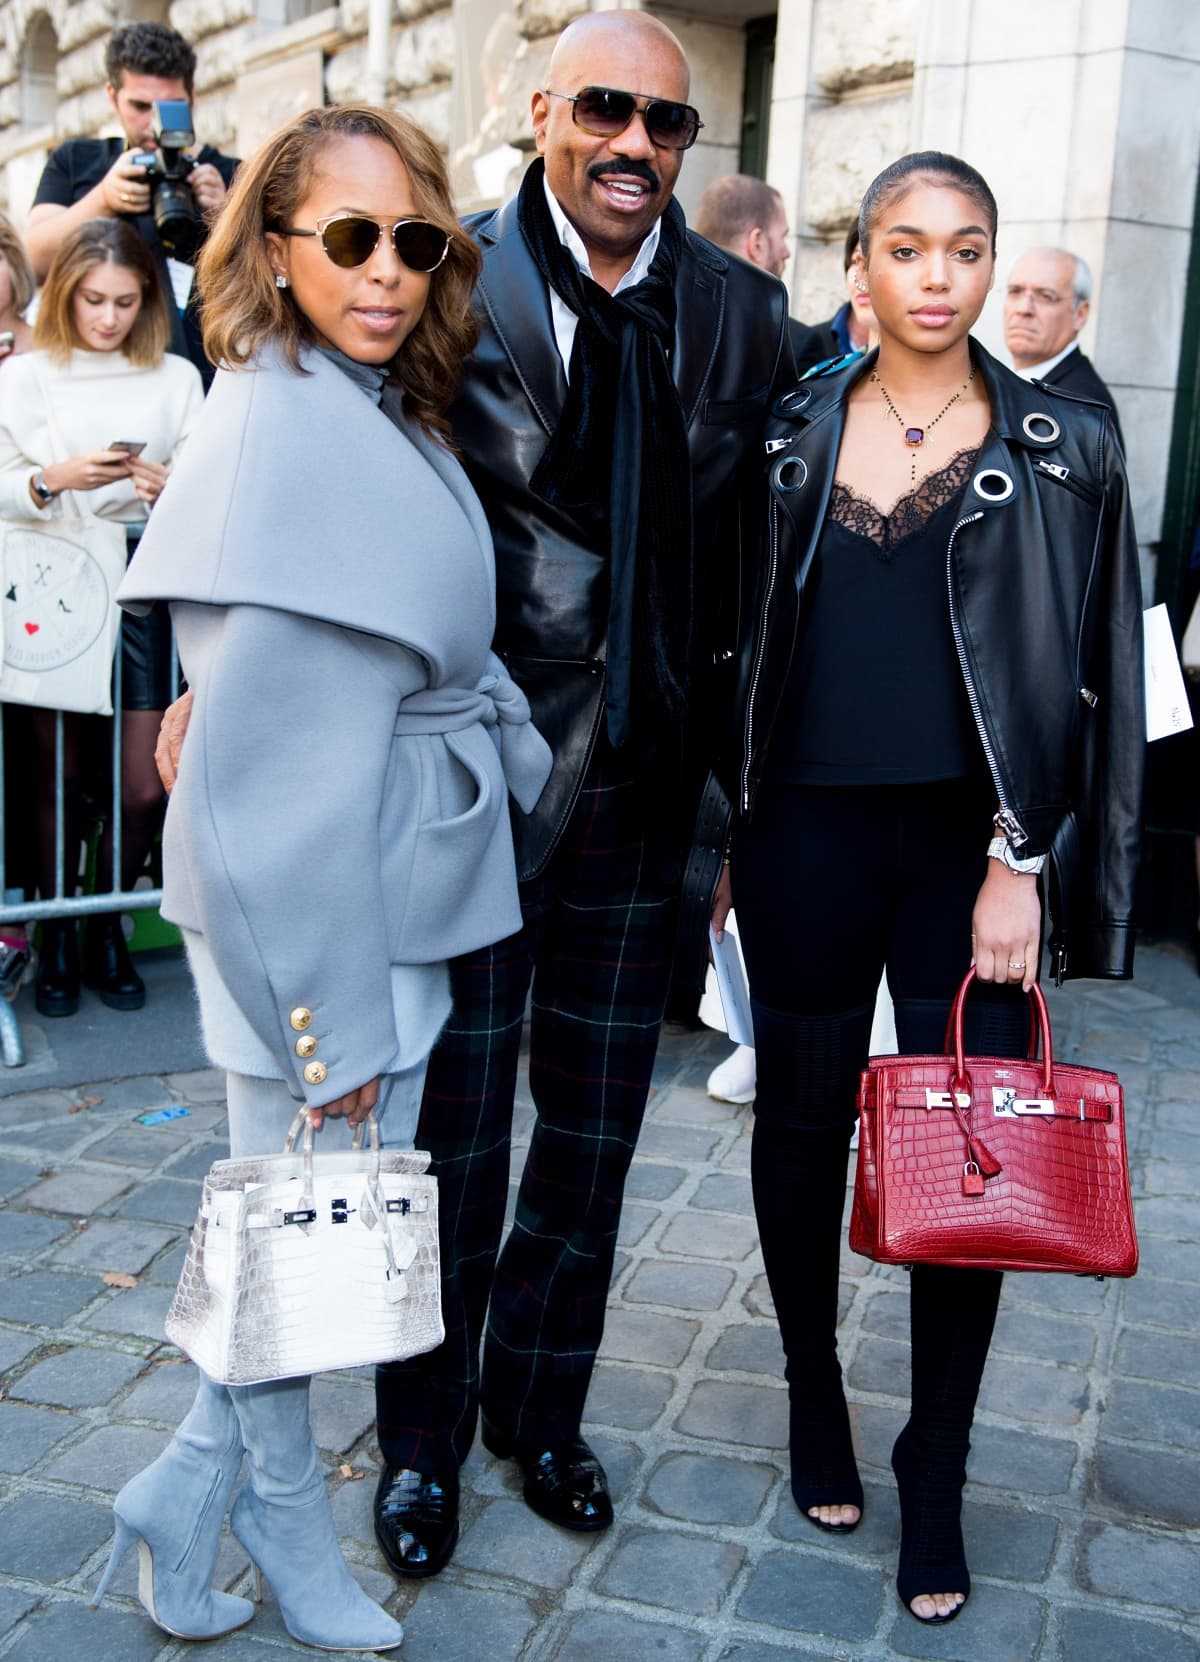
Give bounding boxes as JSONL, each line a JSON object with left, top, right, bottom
{"left": 120, "top": 528, "right": 173, "bottom": 712}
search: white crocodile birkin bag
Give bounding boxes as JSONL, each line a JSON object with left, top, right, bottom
{"left": 166, "top": 1111, "right": 442, "bottom": 1385}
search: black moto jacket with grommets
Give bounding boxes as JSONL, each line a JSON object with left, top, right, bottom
{"left": 728, "top": 339, "right": 1144, "bottom": 983}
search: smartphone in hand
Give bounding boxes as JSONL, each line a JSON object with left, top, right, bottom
{"left": 107, "top": 440, "right": 147, "bottom": 456}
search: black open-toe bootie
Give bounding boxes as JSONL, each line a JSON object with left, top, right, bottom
{"left": 892, "top": 1263, "right": 1003, "bottom": 1624}
{"left": 751, "top": 1110, "right": 863, "bottom": 1534}
{"left": 891, "top": 1420, "right": 970, "bottom": 1623}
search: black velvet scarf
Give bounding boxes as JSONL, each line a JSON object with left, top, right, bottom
{"left": 517, "top": 158, "right": 693, "bottom": 750}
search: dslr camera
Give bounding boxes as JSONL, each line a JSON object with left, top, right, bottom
{"left": 130, "top": 100, "right": 202, "bottom": 260}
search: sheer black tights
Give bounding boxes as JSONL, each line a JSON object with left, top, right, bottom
{"left": 32, "top": 709, "right": 165, "bottom": 900}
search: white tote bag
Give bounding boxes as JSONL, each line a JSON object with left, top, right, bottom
{"left": 0, "top": 363, "right": 128, "bottom": 716}
{"left": 166, "top": 1111, "right": 444, "bottom": 1385}
{"left": 0, "top": 507, "right": 127, "bottom": 715}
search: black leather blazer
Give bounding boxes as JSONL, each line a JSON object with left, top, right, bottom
{"left": 732, "top": 340, "right": 1144, "bottom": 983}
{"left": 451, "top": 198, "right": 793, "bottom": 879}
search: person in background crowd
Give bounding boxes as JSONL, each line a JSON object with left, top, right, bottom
{"left": 1003, "top": 246, "right": 1124, "bottom": 450}
{"left": 0, "top": 215, "right": 37, "bottom": 1002}
{"left": 694, "top": 172, "right": 826, "bottom": 377}
{"left": 25, "top": 21, "right": 238, "bottom": 388}
{"left": 792, "top": 220, "right": 877, "bottom": 375}
{"left": 693, "top": 173, "right": 790, "bottom": 277}
{"left": 0, "top": 219, "right": 203, "bottom": 1018}
{"left": 723, "top": 151, "right": 1141, "bottom": 1625}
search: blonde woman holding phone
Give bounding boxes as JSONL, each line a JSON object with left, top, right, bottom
{"left": 0, "top": 217, "right": 202, "bottom": 1018}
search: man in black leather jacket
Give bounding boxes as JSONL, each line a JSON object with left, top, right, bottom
{"left": 373, "top": 8, "right": 793, "bottom": 1575}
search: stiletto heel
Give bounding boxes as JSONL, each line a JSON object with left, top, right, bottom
{"left": 252, "top": 1563, "right": 265, "bottom": 1603}
{"left": 98, "top": 1375, "right": 253, "bottom": 1640}
{"left": 90, "top": 1516, "right": 137, "bottom": 1607}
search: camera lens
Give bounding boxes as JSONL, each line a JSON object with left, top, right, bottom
{"left": 153, "top": 180, "right": 202, "bottom": 260}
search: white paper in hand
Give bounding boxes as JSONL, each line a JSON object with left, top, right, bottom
{"left": 1144, "top": 604, "right": 1193, "bottom": 742}
{"left": 708, "top": 925, "right": 754, "bottom": 1047}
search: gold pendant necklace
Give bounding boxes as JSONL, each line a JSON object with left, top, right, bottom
{"left": 871, "top": 365, "right": 976, "bottom": 482}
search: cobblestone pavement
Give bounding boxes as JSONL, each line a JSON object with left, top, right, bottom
{"left": 0, "top": 943, "right": 1198, "bottom": 1661}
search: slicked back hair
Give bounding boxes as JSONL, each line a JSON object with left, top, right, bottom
{"left": 858, "top": 151, "right": 997, "bottom": 259}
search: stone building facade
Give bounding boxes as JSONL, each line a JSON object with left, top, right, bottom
{"left": 0, "top": 0, "right": 1197, "bottom": 568}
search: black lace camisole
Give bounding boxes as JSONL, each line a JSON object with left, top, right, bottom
{"left": 772, "top": 445, "right": 990, "bottom": 787}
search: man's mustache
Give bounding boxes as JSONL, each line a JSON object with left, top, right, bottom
{"left": 587, "top": 160, "right": 660, "bottom": 194}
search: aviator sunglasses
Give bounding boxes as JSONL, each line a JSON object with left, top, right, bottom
{"left": 544, "top": 85, "right": 704, "bottom": 151}
{"left": 279, "top": 213, "right": 452, "bottom": 272}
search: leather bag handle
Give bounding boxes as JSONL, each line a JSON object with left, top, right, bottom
{"left": 947, "top": 967, "right": 1054, "bottom": 1099}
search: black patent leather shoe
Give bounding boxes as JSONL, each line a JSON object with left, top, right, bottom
{"left": 81, "top": 915, "right": 145, "bottom": 1011}
{"left": 35, "top": 919, "right": 80, "bottom": 1018}
{"left": 484, "top": 1429, "right": 613, "bottom": 1533}
{"left": 373, "top": 1465, "right": 459, "bottom": 1579}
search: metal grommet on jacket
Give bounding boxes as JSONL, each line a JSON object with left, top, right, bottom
{"left": 773, "top": 455, "right": 808, "bottom": 493}
{"left": 972, "top": 467, "right": 1015, "bottom": 504}
{"left": 1021, "top": 411, "right": 1061, "bottom": 444}
{"left": 776, "top": 385, "right": 812, "bottom": 415}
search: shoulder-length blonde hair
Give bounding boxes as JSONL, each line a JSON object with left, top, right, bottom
{"left": 34, "top": 218, "right": 170, "bottom": 365}
{"left": 0, "top": 214, "right": 36, "bottom": 316}
{"left": 198, "top": 104, "right": 481, "bottom": 444}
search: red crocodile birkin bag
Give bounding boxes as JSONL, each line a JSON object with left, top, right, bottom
{"left": 849, "top": 969, "right": 1138, "bottom": 1276}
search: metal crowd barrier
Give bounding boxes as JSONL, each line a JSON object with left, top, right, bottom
{"left": 0, "top": 621, "right": 180, "bottom": 1068}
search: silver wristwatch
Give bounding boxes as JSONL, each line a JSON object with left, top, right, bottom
{"left": 987, "top": 835, "right": 1045, "bottom": 876}
{"left": 30, "top": 470, "right": 56, "bottom": 505}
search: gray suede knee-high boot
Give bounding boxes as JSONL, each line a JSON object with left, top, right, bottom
{"left": 229, "top": 1375, "right": 404, "bottom": 1652}
{"left": 93, "top": 1374, "right": 254, "bottom": 1639}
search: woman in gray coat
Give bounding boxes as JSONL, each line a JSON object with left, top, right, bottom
{"left": 93, "top": 105, "right": 549, "bottom": 1652}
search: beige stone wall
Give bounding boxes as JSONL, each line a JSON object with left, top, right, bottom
{"left": 766, "top": 0, "right": 918, "bottom": 329}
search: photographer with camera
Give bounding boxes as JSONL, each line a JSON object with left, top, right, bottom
{"left": 25, "top": 22, "right": 238, "bottom": 388}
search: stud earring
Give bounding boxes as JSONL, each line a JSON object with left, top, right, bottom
{"left": 854, "top": 276, "right": 868, "bottom": 294}
{"left": 275, "top": 273, "right": 288, "bottom": 289}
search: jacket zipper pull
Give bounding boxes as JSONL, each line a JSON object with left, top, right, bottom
{"left": 765, "top": 437, "right": 792, "bottom": 454}
{"left": 993, "top": 806, "right": 1029, "bottom": 849}
{"left": 1037, "top": 460, "right": 1070, "bottom": 481}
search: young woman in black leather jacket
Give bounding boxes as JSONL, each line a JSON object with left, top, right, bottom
{"left": 718, "top": 153, "right": 1142, "bottom": 1625}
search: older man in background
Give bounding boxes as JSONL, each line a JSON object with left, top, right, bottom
{"left": 1004, "top": 246, "right": 1124, "bottom": 449}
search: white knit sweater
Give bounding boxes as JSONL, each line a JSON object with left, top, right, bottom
{"left": 0, "top": 347, "right": 204, "bottom": 526}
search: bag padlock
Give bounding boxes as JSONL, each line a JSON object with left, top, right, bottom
{"left": 962, "top": 1161, "right": 985, "bottom": 1197}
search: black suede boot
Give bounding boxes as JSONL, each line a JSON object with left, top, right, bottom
{"left": 892, "top": 1263, "right": 1003, "bottom": 1623}
{"left": 35, "top": 918, "right": 80, "bottom": 1018}
{"left": 81, "top": 914, "right": 145, "bottom": 1010}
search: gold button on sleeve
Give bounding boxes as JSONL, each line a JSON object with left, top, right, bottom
{"left": 289, "top": 1007, "right": 313, "bottom": 1032}
{"left": 295, "top": 1034, "right": 318, "bottom": 1059}
{"left": 303, "top": 1060, "right": 327, "bottom": 1086}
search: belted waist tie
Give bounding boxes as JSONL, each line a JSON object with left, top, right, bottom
{"left": 393, "top": 669, "right": 551, "bottom": 814}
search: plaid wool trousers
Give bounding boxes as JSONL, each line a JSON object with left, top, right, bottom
{"left": 375, "top": 746, "right": 678, "bottom": 1470}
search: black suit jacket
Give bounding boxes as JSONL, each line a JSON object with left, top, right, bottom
{"left": 453, "top": 201, "right": 793, "bottom": 878}
{"left": 1036, "top": 346, "right": 1124, "bottom": 452}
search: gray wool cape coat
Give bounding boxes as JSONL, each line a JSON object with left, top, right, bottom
{"left": 118, "top": 346, "right": 550, "bottom": 1109}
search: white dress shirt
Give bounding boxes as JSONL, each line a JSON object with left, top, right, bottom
{"left": 542, "top": 176, "right": 662, "bottom": 379}
{"left": 1014, "top": 340, "right": 1080, "bottom": 383}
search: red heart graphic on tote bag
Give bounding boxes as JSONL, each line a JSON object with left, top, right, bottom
{"left": 24, "top": 622, "right": 39, "bottom": 635}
